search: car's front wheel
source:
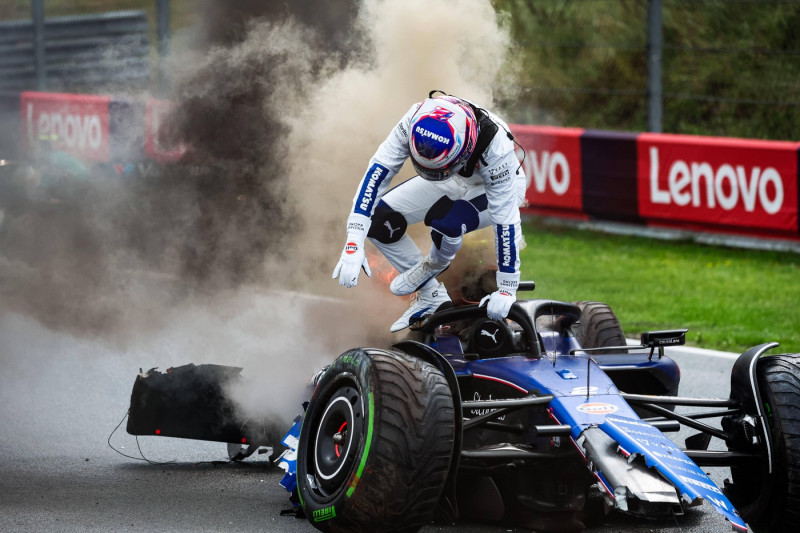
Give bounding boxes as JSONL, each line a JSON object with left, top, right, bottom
{"left": 297, "top": 348, "right": 455, "bottom": 533}
{"left": 729, "top": 354, "right": 800, "bottom": 532}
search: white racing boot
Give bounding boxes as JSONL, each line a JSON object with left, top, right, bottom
{"left": 390, "top": 256, "right": 450, "bottom": 296}
{"left": 390, "top": 283, "right": 452, "bottom": 332}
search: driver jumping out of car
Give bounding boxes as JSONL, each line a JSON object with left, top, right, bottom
{"left": 333, "top": 90, "right": 527, "bottom": 332}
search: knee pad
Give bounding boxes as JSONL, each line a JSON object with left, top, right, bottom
{"left": 423, "top": 196, "right": 455, "bottom": 226}
{"left": 430, "top": 199, "right": 481, "bottom": 238}
{"left": 367, "top": 202, "right": 408, "bottom": 244}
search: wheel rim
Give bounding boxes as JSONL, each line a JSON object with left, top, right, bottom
{"left": 312, "top": 384, "right": 364, "bottom": 497}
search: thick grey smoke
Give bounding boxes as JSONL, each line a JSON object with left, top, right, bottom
{"left": 0, "top": 0, "right": 514, "bottom": 436}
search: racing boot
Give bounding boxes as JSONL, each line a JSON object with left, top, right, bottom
{"left": 390, "top": 283, "right": 452, "bottom": 332}
{"left": 390, "top": 256, "right": 450, "bottom": 296}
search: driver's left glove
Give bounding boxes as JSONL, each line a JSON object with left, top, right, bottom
{"left": 480, "top": 271, "right": 519, "bottom": 320}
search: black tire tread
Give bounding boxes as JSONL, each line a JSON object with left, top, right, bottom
{"left": 572, "top": 301, "right": 626, "bottom": 352}
{"left": 750, "top": 354, "right": 800, "bottom": 532}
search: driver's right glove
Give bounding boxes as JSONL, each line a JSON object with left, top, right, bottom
{"left": 480, "top": 271, "right": 520, "bottom": 320}
{"left": 332, "top": 214, "right": 372, "bottom": 288}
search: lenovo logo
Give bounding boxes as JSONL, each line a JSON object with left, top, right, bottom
{"left": 28, "top": 104, "right": 104, "bottom": 152}
{"left": 22, "top": 92, "right": 111, "bottom": 162}
{"left": 647, "top": 146, "right": 785, "bottom": 214}
{"left": 527, "top": 150, "right": 571, "bottom": 196}
{"left": 512, "top": 125, "right": 584, "bottom": 213}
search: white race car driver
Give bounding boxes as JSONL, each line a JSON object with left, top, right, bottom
{"left": 333, "top": 91, "right": 527, "bottom": 332}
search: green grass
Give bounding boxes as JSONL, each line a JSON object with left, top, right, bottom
{"left": 519, "top": 219, "right": 800, "bottom": 354}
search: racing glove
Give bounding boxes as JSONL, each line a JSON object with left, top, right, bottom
{"left": 332, "top": 214, "right": 372, "bottom": 288}
{"left": 480, "top": 271, "right": 519, "bottom": 320}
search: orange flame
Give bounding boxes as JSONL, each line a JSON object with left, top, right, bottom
{"left": 366, "top": 249, "right": 397, "bottom": 289}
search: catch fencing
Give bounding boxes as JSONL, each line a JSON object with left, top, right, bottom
{"left": 0, "top": 10, "right": 151, "bottom": 93}
{"left": 497, "top": 0, "right": 800, "bottom": 141}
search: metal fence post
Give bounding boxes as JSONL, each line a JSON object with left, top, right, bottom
{"left": 31, "top": 0, "right": 46, "bottom": 90}
{"left": 647, "top": 0, "right": 663, "bottom": 133}
{"left": 156, "top": 0, "right": 170, "bottom": 94}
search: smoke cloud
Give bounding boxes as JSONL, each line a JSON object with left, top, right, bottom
{"left": 0, "top": 0, "right": 514, "bottom": 438}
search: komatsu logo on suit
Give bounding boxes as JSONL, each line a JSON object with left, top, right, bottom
{"left": 501, "top": 229, "right": 511, "bottom": 265}
{"left": 355, "top": 164, "right": 388, "bottom": 216}
{"left": 415, "top": 126, "right": 451, "bottom": 145}
{"left": 498, "top": 225, "right": 514, "bottom": 272}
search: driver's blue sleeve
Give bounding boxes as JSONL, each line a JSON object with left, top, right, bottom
{"left": 495, "top": 222, "right": 522, "bottom": 275}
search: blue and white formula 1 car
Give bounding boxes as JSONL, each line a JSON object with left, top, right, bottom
{"left": 285, "top": 281, "right": 800, "bottom": 533}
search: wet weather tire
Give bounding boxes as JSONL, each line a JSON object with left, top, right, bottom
{"left": 572, "top": 301, "right": 626, "bottom": 352}
{"left": 297, "top": 348, "right": 455, "bottom": 533}
{"left": 734, "top": 354, "right": 800, "bottom": 533}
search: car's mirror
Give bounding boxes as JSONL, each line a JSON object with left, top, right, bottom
{"left": 640, "top": 329, "right": 688, "bottom": 348}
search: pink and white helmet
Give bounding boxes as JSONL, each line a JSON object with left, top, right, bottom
{"left": 409, "top": 96, "right": 478, "bottom": 181}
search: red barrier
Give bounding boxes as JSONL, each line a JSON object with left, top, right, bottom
{"left": 15, "top": 91, "right": 800, "bottom": 242}
{"left": 511, "top": 125, "right": 584, "bottom": 215}
{"left": 144, "top": 99, "right": 186, "bottom": 163}
{"left": 638, "top": 133, "right": 799, "bottom": 234}
{"left": 20, "top": 91, "right": 111, "bottom": 162}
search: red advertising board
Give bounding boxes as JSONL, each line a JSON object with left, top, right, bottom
{"left": 638, "top": 133, "right": 799, "bottom": 233}
{"left": 511, "top": 125, "right": 584, "bottom": 213}
{"left": 144, "top": 98, "right": 186, "bottom": 163}
{"left": 20, "top": 91, "right": 111, "bottom": 162}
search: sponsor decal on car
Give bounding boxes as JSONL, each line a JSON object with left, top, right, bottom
{"left": 576, "top": 402, "right": 619, "bottom": 415}
{"left": 468, "top": 392, "right": 506, "bottom": 420}
{"left": 570, "top": 386, "right": 599, "bottom": 395}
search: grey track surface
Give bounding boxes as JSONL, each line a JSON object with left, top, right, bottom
{"left": 0, "top": 313, "right": 752, "bottom": 533}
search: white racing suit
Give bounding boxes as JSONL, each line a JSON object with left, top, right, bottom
{"left": 346, "top": 101, "right": 527, "bottom": 289}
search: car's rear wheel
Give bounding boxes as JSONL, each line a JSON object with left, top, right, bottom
{"left": 728, "top": 354, "right": 800, "bottom": 532}
{"left": 297, "top": 348, "right": 455, "bottom": 533}
{"left": 572, "top": 301, "right": 679, "bottom": 417}
{"left": 572, "top": 301, "right": 626, "bottom": 353}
